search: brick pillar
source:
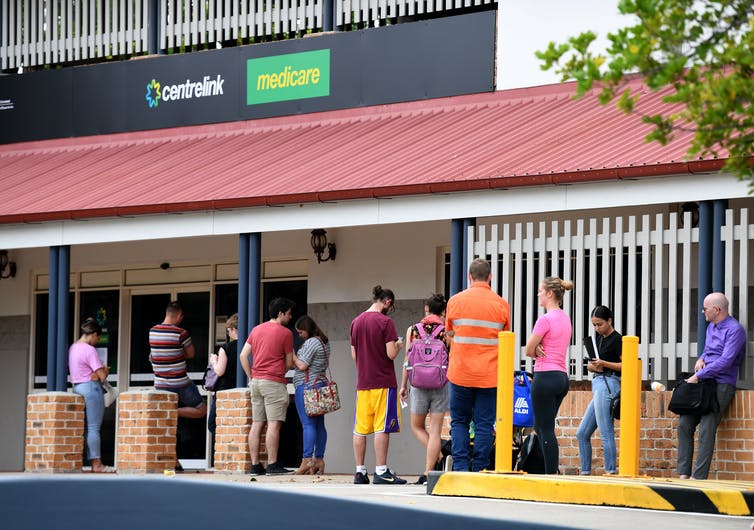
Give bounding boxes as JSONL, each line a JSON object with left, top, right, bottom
{"left": 25, "top": 392, "right": 85, "bottom": 473}
{"left": 213, "top": 388, "right": 258, "bottom": 473}
{"left": 116, "top": 390, "right": 177, "bottom": 473}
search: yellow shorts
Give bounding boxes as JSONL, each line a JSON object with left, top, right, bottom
{"left": 353, "top": 388, "right": 401, "bottom": 435}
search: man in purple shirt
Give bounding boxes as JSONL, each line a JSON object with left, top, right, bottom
{"left": 677, "top": 292, "right": 746, "bottom": 479}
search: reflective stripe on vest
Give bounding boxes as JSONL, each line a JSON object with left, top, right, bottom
{"left": 453, "top": 336, "right": 499, "bottom": 345}
{"left": 450, "top": 318, "right": 504, "bottom": 330}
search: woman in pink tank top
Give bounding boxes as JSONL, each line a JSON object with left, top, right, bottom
{"left": 525, "top": 276, "right": 573, "bottom": 474}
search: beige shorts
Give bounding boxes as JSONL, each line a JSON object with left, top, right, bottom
{"left": 250, "top": 378, "right": 289, "bottom": 422}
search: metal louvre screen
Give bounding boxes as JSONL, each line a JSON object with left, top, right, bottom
{"left": 1, "top": 0, "right": 149, "bottom": 70}
{"left": 469, "top": 208, "right": 754, "bottom": 385}
{"left": 2, "top": 0, "right": 496, "bottom": 71}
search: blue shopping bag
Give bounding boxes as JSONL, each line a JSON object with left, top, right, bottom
{"left": 513, "top": 371, "right": 534, "bottom": 427}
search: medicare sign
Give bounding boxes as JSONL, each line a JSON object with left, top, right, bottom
{"left": 246, "top": 49, "right": 330, "bottom": 105}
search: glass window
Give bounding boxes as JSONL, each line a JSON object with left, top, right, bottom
{"left": 79, "top": 290, "right": 120, "bottom": 377}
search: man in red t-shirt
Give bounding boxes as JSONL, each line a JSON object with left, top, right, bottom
{"left": 239, "top": 297, "right": 295, "bottom": 476}
{"left": 349, "top": 285, "right": 406, "bottom": 485}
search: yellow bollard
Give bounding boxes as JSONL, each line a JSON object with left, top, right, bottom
{"left": 495, "top": 331, "right": 515, "bottom": 472}
{"left": 618, "top": 335, "right": 642, "bottom": 477}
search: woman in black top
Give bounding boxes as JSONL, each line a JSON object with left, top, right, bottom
{"left": 576, "top": 306, "right": 622, "bottom": 475}
{"left": 208, "top": 314, "right": 238, "bottom": 435}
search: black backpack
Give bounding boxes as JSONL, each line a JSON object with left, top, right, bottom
{"left": 515, "top": 432, "right": 545, "bottom": 474}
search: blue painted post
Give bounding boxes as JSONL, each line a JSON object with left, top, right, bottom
{"left": 323, "top": 0, "right": 335, "bottom": 31}
{"left": 55, "top": 245, "right": 70, "bottom": 392}
{"left": 712, "top": 199, "right": 728, "bottom": 293}
{"left": 148, "top": 0, "right": 161, "bottom": 55}
{"left": 47, "top": 247, "right": 59, "bottom": 391}
{"left": 249, "top": 233, "right": 261, "bottom": 329}
{"left": 697, "top": 201, "right": 713, "bottom": 356}
{"left": 237, "top": 234, "right": 249, "bottom": 388}
{"left": 462, "top": 218, "right": 476, "bottom": 290}
{"left": 450, "top": 219, "right": 463, "bottom": 296}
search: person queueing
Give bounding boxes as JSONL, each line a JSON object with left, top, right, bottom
{"left": 350, "top": 285, "right": 406, "bottom": 485}
{"left": 677, "top": 292, "right": 746, "bottom": 479}
{"left": 292, "top": 315, "right": 331, "bottom": 475}
{"left": 239, "top": 297, "right": 296, "bottom": 476}
{"left": 208, "top": 314, "right": 239, "bottom": 436}
{"left": 399, "top": 293, "right": 449, "bottom": 485}
{"left": 525, "top": 276, "right": 573, "bottom": 474}
{"left": 445, "top": 259, "right": 510, "bottom": 472}
{"left": 68, "top": 317, "right": 109, "bottom": 473}
{"left": 576, "top": 306, "right": 622, "bottom": 475}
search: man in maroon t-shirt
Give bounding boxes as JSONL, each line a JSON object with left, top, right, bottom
{"left": 349, "top": 285, "right": 406, "bottom": 485}
{"left": 239, "top": 297, "right": 295, "bottom": 476}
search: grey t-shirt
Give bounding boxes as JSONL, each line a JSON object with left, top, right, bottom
{"left": 293, "top": 337, "right": 330, "bottom": 388}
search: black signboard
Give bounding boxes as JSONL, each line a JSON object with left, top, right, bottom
{"left": 0, "top": 11, "right": 495, "bottom": 144}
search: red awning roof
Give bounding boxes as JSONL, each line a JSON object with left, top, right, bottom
{"left": 0, "top": 78, "right": 723, "bottom": 225}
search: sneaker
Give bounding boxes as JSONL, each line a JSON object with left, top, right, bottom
{"left": 373, "top": 469, "right": 407, "bottom": 485}
{"left": 354, "top": 471, "right": 370, "bottom": 484}
{"left": 265, "top": 462, "right": 293, "bottom": 475}
{"left": 413, "top": 474, "right": 427, "bottom": 485}
{"left": 249, "top": 463, "right": 266, "bottom": 476}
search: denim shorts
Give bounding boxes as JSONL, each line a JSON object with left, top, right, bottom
{"left": 170, "top": 383, "right": 204, "bottom": 408}
{"left": 410, "top": 384, "right": 449, "bottom": 415}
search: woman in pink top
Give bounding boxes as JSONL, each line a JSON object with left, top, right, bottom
{"left": 525, "top": 276, "right": 573, "bottom": 474}
{"left": 68, "top": 317, "right": 109, "bottom": 472}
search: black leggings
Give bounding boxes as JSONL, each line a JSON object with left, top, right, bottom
{"left": 531, "top": 370, "right": 570, "bottom": 474}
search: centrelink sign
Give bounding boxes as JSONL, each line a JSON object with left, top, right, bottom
{"left": 145, "top": 75, "right": 226, "bottom": 108}
{"left": 0, "top": 11, "right": 494, "bottom": 144}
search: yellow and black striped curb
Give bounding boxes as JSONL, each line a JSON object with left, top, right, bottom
{"left": 427, "top": 471, "right": 754, "bottom": 516}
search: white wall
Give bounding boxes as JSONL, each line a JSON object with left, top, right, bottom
{"left": 496, "top": 0, "right": 630, "bottom": 90}
{"left": 307, "top": 222, "right": 448, "bottom": 303}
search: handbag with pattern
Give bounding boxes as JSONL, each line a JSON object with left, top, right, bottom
{"left": 302, "top": 338, "right": 341, "bottom": 416}
{"left": 303, "top": 375, "right": 341, "bottom": 416}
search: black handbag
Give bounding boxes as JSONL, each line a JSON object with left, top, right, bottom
{"left": 604, "top": 375, "right": 621, "bottom": 420}
{"left": 668, "top": 373, "right": 718, "bottom": 415}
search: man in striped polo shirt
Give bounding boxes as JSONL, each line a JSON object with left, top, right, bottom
{"left": 149, "top": 301, "right": 207, "bottom": 420}
{"left": 445, "top": 258, "right": 510, "bottom": 472}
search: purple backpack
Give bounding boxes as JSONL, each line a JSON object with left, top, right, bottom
{"left": 406, "top": 324, "right": 448, "bottom": 389}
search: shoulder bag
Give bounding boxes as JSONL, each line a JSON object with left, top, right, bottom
{"left": 668, "top": 374, "right": 718, "bottom": 415}
{"left": 203, "top": 364, "right": 219, "bottom": 391}
{"left": 594, "top": 336, "right": 621, "bottom": 420}
{"left": 603, "top": 374, "right": 621, "bottom": 420}
{"left": 102, "top": 380, "right": 119, "bottom": 408}
{"left": 303, "top": 339, "right": 341, "bottom": 416}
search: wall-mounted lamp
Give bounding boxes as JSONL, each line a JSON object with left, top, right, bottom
{"left": 310, "top": 229, "right": 336, "bottom": 263}
{"left": 0, "top": 250, "right": 17, "bottom": 279}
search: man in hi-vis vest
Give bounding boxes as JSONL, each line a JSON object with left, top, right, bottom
{"left": 445, "top": 259, "right": 510, "bottom": 472}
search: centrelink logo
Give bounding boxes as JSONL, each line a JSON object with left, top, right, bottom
{"left": 514, "top": 397, "right": 529, "bottom": 413}
{"left": 145, "top": 74, "right": 225, "bottom": 108}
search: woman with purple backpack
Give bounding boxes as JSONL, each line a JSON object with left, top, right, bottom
{"left": 399, "top": 293, "right": 449, "bottom": 485}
